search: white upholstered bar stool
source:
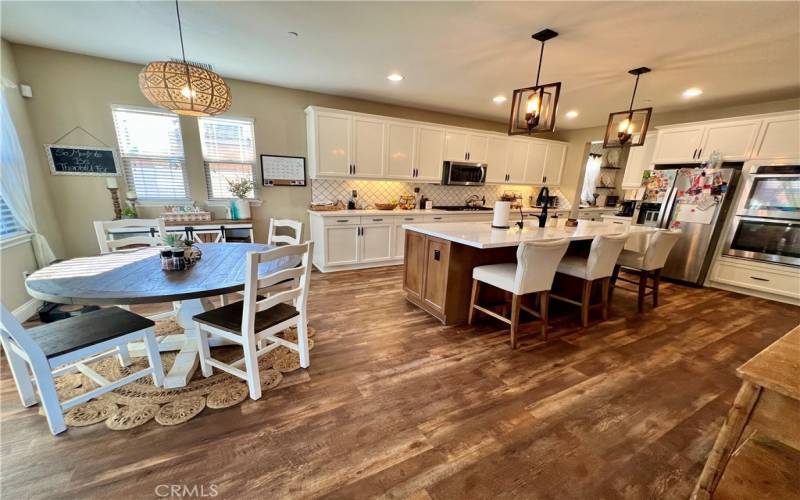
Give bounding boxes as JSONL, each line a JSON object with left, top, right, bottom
{"left": 553, "top": 233, "right": 629, "bottom": 327}
{"left": 612, "top": 229, "right": 682, "bottom": 312}
{"left": 468, "top": 239, "right": 570, "bottom": 349}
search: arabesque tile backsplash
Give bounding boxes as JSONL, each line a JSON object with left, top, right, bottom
{"left": 311, "top": 179, "right": 571, "bottom": 209}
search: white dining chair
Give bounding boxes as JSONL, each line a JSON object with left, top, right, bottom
{"left": 192, "top": 242, "right": 313, "bottom": 400}
{"left": 553, "top": 233, "right": 629, "bottom": 327}
{"left": 93, "top": 218, "right": 167, "bottom": 254}
{"left": 94, "top": 218, "right": 177, "bottom": 322}
{"left": 0, "top": 305, "right": 164, "bottom": 435}
{"left": 268, "top": 218, "right": 303, "bottom": 246}
{"left": 612, "top": 229, "right": 682, "bottom": 312}
{"left": 468, "top": 239, "right": 570, "bottom": 348}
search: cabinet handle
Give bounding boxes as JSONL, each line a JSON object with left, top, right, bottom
{"left": 698, "top": 149, "right": 702, "bottom": 159}
{"left": 353, "top": 163, "right": 356, "bottom": 174}
{"left": 404, "top": 217, "right": 413, "bottom": 221}
{"left": 434, "top": 249, "right": 441, "bottom": 261}
{"left": 433, "top": 217, "right": 443, "bottom": 220}
{"left": 543, "top": 175, "right": 547, "bottom": 183}
{"left": 749, "top": 276, "right": 770, "bottom": 282}
{"left": 692, "top": 149, "right": 697, "bottom": 159}
{"left": 336, "top": 219, "right": 349, "bottom": 223}
{"left": 372, "top": 218, "right": 383, "bottom": 222}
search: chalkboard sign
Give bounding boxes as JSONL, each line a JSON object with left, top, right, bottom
{"left": 45, "top": 144, "right": 120, "bottom": 176}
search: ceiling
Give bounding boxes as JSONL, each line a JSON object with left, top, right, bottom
{"left": 2, "top": 1, "right": 799, "bottom": 130}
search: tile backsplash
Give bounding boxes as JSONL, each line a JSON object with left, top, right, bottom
{"left": 311, "top": 179, "right": 571, "bottom": 209}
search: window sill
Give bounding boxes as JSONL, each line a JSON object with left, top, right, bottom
{"left": 207, "top": 199, "right": 263, "bottom": 207}
{"left": 136, "top": 200, "right": 193, "bottom": 207}
{"left": 0, "top": 232, "right": 33, "bottom": 252}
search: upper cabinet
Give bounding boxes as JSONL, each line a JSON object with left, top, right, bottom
{"left": 306, "top": 106, "right": 568, "bottom": 185}
{"left": 651, "top": 112, "right": 798, "bottom": 164}
{"left": 621, "top": 137, "right": 656, "bottom": 188}
{"left": 752, "top": 113, "right": 800, "bottom": 159}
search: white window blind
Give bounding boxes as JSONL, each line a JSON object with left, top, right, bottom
{"left": 0, "top": 195, "right": 25, "bottom": 238}
{"left": 198, "top": 116, "right": 257, "bottom": 199}
{"left": 111, "top": 106, "right": 189, "bottom": 201}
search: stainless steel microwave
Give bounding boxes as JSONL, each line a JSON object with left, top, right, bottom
{"left": 441, "top": 161, "right": 487, "bottom": 186}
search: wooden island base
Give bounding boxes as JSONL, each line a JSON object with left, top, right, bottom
{"left": 403, "top": 231, "right": 516, "bottom": 325}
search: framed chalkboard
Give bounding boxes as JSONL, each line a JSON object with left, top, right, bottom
{"left": 45, "top": 144, "right": 120, "bottom": 176}
{"left": 260, "top": 154, "right": 306, "bottom": 187}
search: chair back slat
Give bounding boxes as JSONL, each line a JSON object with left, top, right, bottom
{"left": 94, "top": 218, "right": 167, "bottom": 254}
{"left": 0, "top": 305, "right": 47, "bottom": 365}
{"left": 268, "top": 219, "right": 303, "bottom": 246}
{"left": 514, "top": 239, "right": 570, "bottom": 295}
{"left": 240, "top": 242, "right": 313, "bottom": 335}
{"left": 586, "top": 233, "right": 630, "bottom": 280}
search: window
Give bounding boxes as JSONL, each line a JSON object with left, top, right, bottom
{"left": 0, "top": 195, "right": 25, "bottom": 238}
{"left": 198, "top": 116, "right": 257, "bottom": 200}
{"left": 111, "top": 105, "right": 189, "bottom": 201}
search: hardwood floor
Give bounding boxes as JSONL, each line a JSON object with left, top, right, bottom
{"left": 2, "top": 266, "right": 798, "bottom": 499}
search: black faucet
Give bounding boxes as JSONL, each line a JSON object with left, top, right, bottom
{"left": 532, "top": 187, "right": 550, "bottom": 228}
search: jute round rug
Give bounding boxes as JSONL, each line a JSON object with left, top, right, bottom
{"left": 53, "top": 319, "right": 316, "bottom": 431}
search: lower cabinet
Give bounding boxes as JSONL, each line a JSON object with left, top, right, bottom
{"left": 324, "top": 225, "right": 360, "bottom": 266}
{"left": 403, "top": 230, "right": 426, "bottom": 300}
{"left": 421, "top": 236, "right": 451, "bottom": 314}
{"left": 360, "top": 223, "right": 394, "bottom": 263}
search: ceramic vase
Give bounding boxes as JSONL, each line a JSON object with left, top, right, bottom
{"left": 234, "top": 199, "right": 251, "bottom": 220}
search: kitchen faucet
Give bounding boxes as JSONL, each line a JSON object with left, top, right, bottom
{"left": 517, "top": 187, "right": 550, "bottom": 229}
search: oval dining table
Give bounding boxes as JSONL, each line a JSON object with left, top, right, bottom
{"left": 25, "top": 243, "right": 301, "bottom": 388}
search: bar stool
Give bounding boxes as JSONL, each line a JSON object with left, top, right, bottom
{"left": 468, "top": 239, "right": 570, "bottom": 348}
{"left": 553, "top": 233, "right": 629, "bottom": 327}
{"left": 612, "top": 229, "right": 682, "bottom": 312}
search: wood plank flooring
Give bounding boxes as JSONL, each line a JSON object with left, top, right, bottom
{"left": 2, "top": 266, "right": 799, "bottom": 499}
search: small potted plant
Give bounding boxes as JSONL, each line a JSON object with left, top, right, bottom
{"left": 121, "top": 207, "right": 137, "bottom": 219}
{"left": 226, "top": 178, "right": 255, "bottom": 220}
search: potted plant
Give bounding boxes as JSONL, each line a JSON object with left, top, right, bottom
{"left": 121, "top": 207, "right": 137, "bottom": 219}
{"left": 226, "top": 178, "right": 255, "bottom": 220}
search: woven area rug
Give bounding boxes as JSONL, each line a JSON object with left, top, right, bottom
{"left": 51, "top": 319, "right": 315, "bottom": 431}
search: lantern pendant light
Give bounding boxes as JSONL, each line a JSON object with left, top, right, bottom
{"left": 603, "top": 67, "right": 652, "bottom": 148}
{"left": 508, "top": 28, "right": 562, "bottom": 136}
{"left": 138, "top": 0, "right": 232, "bottom": 116}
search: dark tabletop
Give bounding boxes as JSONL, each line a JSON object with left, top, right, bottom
{"left": 25, "top": 243, "right": 301, "bottom": 305}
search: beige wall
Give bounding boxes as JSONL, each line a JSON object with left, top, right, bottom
{"left": 0, "top": 40, "right": 66, "bottom": 311}
{"left": 8, "top": 43, "right": 511, "bottom": 258}
{"left": 554, "top": 97, "right": 800, "bottom": 208}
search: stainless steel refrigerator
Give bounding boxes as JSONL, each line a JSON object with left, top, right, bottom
{"left": 634, "top": 165, "right": 742, "bottom": 285}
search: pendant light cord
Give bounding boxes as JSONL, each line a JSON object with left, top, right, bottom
{"left": 175, "top": 0, "right": 187, "bottom": 64}
{"left": 535, "top": 40, "right": 545, "bottom": 86}
{"left": 628, "top": 73, "right": 640, "bottom": 112}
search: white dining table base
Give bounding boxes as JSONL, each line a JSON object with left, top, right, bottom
{"left": 127, "top": 297, "right": 234, "bottom": 388}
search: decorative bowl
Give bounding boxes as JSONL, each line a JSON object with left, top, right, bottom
{"left": 375, "top": 203, "right": 398, "bottom": 211}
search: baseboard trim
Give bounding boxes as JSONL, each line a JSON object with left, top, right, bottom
{"left": 12, "top": 298, "right": 42, "bottom": 322}
{"left": 312, "top": 259, "right": 403, "bottom": 273}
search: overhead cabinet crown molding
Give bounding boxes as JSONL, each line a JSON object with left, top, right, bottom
{"left": 305, "top": 106, "right": 568, "bottom": 186}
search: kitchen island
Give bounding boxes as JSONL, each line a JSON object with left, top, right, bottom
{"left": 402, "top": 220, "right": 657, "bottom": 324}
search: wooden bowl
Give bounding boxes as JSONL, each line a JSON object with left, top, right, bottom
{"left": 375, "top": 203, "right": 398, "bottom": 211}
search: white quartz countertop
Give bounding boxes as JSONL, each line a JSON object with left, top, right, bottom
{"left": 308, "top": 207, "right": 569, "bottom": 217}
{"left": 402, "top": 220, "right": 657, "bottom": 249}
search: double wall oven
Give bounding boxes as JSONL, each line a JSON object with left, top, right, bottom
{"left": 723, "top": 161, "right": 800, "bottom": 267}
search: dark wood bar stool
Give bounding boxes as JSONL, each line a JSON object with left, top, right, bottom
{"left": 611, "top": 230, "right": 682, "bottom": 312}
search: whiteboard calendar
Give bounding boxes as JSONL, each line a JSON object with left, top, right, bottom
{"left": 260, "top": 155, "right": 306, "bottom": 187}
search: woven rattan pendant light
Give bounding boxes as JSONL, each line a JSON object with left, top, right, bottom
{"left": 138, "top": 0, "right": 231, "bottom": 116}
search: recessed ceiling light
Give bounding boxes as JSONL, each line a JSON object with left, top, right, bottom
{"left": 387, "top": 73, "right": 404, "bottom": 82}
{"left": 492, "top": 95, "right": 507, "bottom": 104}
{"left": 683, "top": 87, "right": 703, "bottom": 98}
{"left": 565, "top": 110, "right": 579, "bottom": 119}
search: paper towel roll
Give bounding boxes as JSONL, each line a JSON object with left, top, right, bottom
{"left": 492, "top": 201, "right": 511, "bottom": 228}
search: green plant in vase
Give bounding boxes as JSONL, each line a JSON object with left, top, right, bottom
{"left": 226, "top": 177, "right": 255, "bottom": 220}
{"left": 121, "top": 207, "right": 137, "bottom": 219}
{"left": 162, "top": 233, "right": 185, "bottom": 249}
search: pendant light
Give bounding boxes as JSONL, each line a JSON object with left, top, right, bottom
{"left": 138, "top": 0, "right": 232, "bottom": 116}
{"left": 603, "top": 67, "right": 652, "bottom": 148}
{"left": 508, "top": 28, "right": 561, "bottom": 136}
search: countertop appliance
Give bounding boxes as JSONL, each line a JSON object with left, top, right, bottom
{"left": 722, "top": 160, "right": 800, "bottom": 267}
{"left": 617, "top": 200, "right": 636, "bottom": 217}
{"left": 633, "top": 163, "right": 742, "bottom": 285}
{"left": 441, "top": 161, "right": 487, "bottom": 186}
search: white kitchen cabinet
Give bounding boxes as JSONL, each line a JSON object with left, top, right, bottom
{"left": 523, "top": 142, "right": 548, "bottom": 184}
{"left": 360, "top": 222, "right": 394, "bottom": 263}
{"left": 352, "top": 116, "right": 385, "bottom": 178}
{"left": 314, "top": 111, "right": 352, "bottom": 177}
{"left": 444, "top": 130, "right": 489, "bottom": 162}
{"left": 415, "top": 126, "right": 445, "bottom": 181}
{"left": 324, "top": 225, "right": 360, "bottom": 266}
{"left": 542, "top": 142, "right": 566, "bottom": 185}
{"left": 652, "top": 126, "right": 705, "bottom": 163}
{"left": 622, "top": 137, "right": 656, "bottom": 188}
{"left": 385, "top": 122, "right": 417, "bottom": 179}
{"left": 699, "top": 119, "right": 761, "bottom": 161}
{"left": 752, "top": 113, "right": 800, "bottom": 159}
{"left": 485, "top": 137, "right": 511, "bottom": 183}
{"left": 506, "top": 141, "right": 529, "bottom": 184}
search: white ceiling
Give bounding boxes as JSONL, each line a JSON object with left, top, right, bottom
{"left": 2, "top": 1, "right": 799, "bottom": 129}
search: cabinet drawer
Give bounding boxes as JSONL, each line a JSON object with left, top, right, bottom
{"left": 395, "top": 215, "right": 424, "bottom": 224}
{"left": 713, "top": 261, "right": 800, "bottom": 298}
{"left": 424, "top": 214, "right": 450, "bottom": 223}
{"left": 322, "top": 216, "right": 361, "bottom": 226}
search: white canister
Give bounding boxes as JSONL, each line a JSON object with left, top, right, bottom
{"left": 492, "top": 201, "right": 511, "bottom": 228}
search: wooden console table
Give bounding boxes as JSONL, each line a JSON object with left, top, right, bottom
{"left": 109, "top": 219, "right": 255, "bottom": 243}
{"left": 692, "top": 325, "right": 800, "bottom": 499}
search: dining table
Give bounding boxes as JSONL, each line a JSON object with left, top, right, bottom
{"left": 25, "top": 243, "right": 301, "bottom": 388}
